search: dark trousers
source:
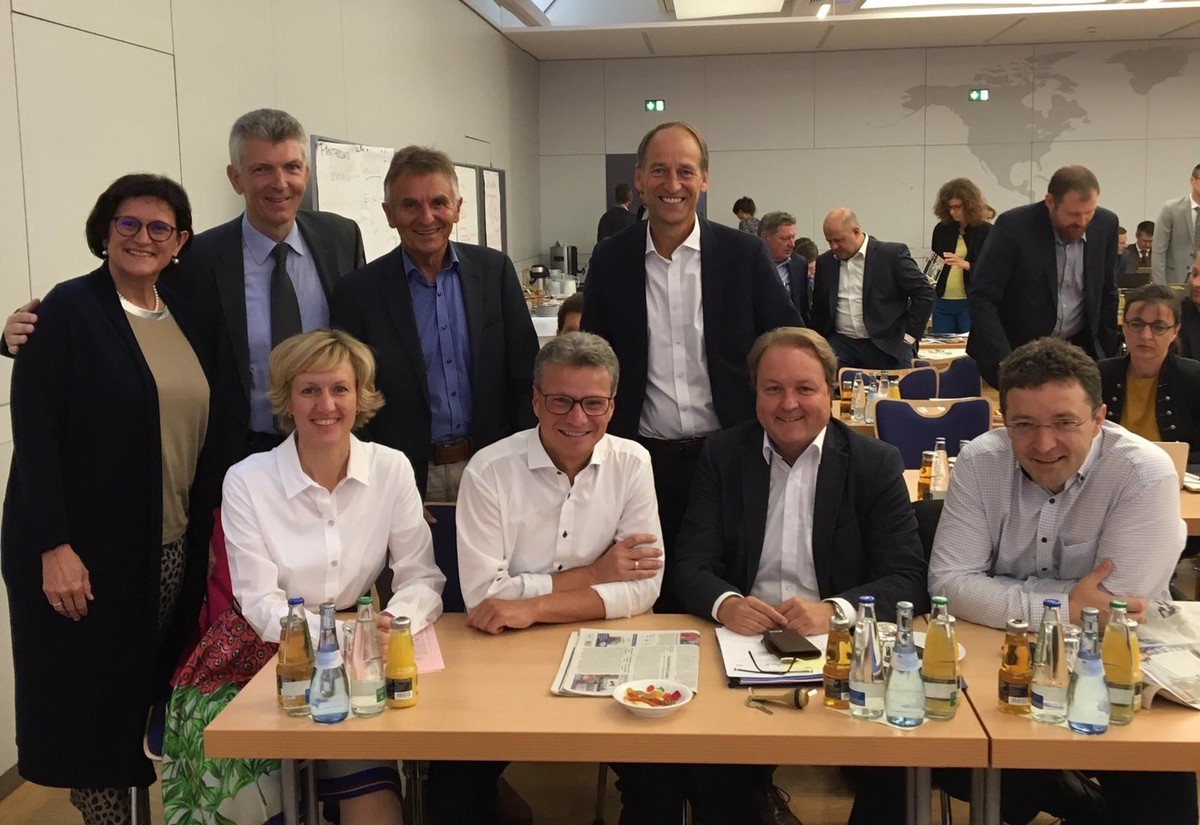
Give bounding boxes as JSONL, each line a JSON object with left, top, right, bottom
{"left": 426, "top": 760, "right": 686, "bottom": 824}
{"left": 640, "top": 444, "right": 703, "bottom": 614}
{"left": 828, "top": 333, "right": 912, "bottom": 371}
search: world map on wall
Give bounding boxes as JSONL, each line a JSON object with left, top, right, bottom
{"left": 902, "top": 45, "right": 1199, "bottom": 198}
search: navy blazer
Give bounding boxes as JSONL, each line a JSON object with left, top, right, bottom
{"left": 810, "top": 237, "right": 935, "bottom": 363}
{"left": 1099, "top": 354, "right": 1200, "bottom": 467}
{"left": 967, "top": 201, "right": 1119, "bottom": 387}
{"left": 331, "top": 242, "right": 538, "bottom": 497}
{"left": 782, "top": 252, "right": 811, "bottom": 327}
{"left": 165, "top": 210, "right": 365, "bottom": 470}
{"left": 667, "top": 418, "right": 929, "bottom": 623}
{"left": 582, "top": 219, "right": 802, "bottom": 439}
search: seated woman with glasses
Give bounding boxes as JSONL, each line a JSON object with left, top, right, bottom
{"left": 1098, "top": 283, "right": 1200, "bottom": 472}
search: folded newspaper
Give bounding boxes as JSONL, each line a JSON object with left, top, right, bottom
{"left": 550, "top": 628, "right": 701, "bottom": 696}
{"left": 1138, "top": 600, "right": 1200, "bottom": 710}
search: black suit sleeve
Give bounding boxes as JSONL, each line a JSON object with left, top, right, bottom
{"left": 668, "top": 438, "right": 742, "bottom": 620}
{"left": 752, "top": 240, "right": 803, "bottom": 331}
{"left": 837, "top": 444, "right": 929, "bottom": 619}
{"left": 1098, "top": 221, "right": 1119, "bottom": 357}
{"left": 895, "top": 244, "right": 935, "bottom": 342}
{"left": 581, "top": 244, "right": 611, "bottom": 341}
{"left": 966, "top": 216, "right": 1018, "bottom": 386}
{"left": 350, "top": 222, "right": 366, "bottom": 270}
{"left": 499, "top": 254, "right": 538, "bottom": 431}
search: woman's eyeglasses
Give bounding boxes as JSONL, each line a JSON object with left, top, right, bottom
{"left": 112, "top": 216, "right": 178, "bottom": 242}
{"left": 1124, "top": 319, "right": 1178, "bottom": 336}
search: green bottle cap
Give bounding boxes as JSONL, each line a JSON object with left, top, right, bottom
{"left": 356, "top": 595, "right": 373, "bottom": 606}
{"left": 1109, "top": 600, "right": 1128, "bottom": 609}
{"left": 931, "top": 596, "right": 948, "bottom": 605}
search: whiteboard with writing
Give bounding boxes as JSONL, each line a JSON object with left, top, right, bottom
{"left": 312, "top": 138, "right": 398, "bottom": 263}
{"left": 453, "top": 164, "right": 481, "bottom": 247}
{"left": 481, "top": 168, "right": 504, "bottom": 253}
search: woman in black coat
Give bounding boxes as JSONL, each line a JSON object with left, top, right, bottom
{"left": 929, "top": 178, "right": 991, "bottom": 334}
{"left": 1, "top": 174, "right": 220, "bottom": 823}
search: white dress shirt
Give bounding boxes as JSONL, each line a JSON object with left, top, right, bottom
{"left": 711, "top": 429, "right": 854, "bottom": 623}
{"left": 223, "top": 434, "right": 446, "bottom": 643}
{"left": 928, "top": 422, "right": 1182, "bottom": 630}
{"left": 639, "top": 219, "right": 721, "bottom": 439}
{"left": 834, "top": 234, "right": 871, "bottom": 339}
{"left": 456, "top": 428, "right": 663, "bottom": 618}
{"left": 1052, "top": 229, "right": 1086, "bottom": 340}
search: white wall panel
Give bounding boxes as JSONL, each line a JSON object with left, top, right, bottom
{"left": 812, "top": 146, "right": 926, "bottom": 250}
{"left": 272, "top": 0, "right": 347, "bottom": 145}
{"left": 813, "top": 49, "right": 927, "bottom": 150}
{"left": 708, "top": 149, "right": 817, "bottom": 240}
{"left": 14, "top": 15, "right": 180, "bottom": 299}
{"left": 604, "top": 57, "right": 707, "bottom": 155}
{"left": 540, "top": 61, "right": 606, "bottom": 156}
{"left": 1032, "top": 43, "right": 1149, "bottom": 143}
{"left": 922, "top": 45, "right": 1036, "bottom": 147}
{"left": 0, "top": 3, "right": 28, "bottom": 408}
{"left": 540, "top": 154, "right": 604, "bottom": 261}
{"left": 705, "top": 53, "right": 814, "bottom": 152}
{"left": 1145, "top": 39, "right": 1200, "bottom": 140}
{"left": 14, "top": 0, "right": 172, "bottom": 52}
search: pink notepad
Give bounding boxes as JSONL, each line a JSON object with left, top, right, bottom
{"left": 413, "top": 625, "right": 445, "bottom": 673}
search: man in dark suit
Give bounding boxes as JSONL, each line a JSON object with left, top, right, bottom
{"left": 1117, "top": 219, "right": 1155, "bottom": 287}
{"left": 331, "top": 146, "right": 537, "bottom": 500}
{"left": 668, "top": 327, "right": 928, "bottom": 825}
{"left": 582, "top": 121, "right": 801, "bottom": 616}
{"left": 811, "top": 207, "right": 934, "bottom": 370}
{"left": 596, "top": 182, "right": 637, "bottom": 242}
{"left": 967, "top": 165, "right": 1119, "bottom": 388}
{"left": 759, "top": 210, "right": 810, "bottom": 325}
{"left": 2, "top": 108, "right": 365, "bottom": 473}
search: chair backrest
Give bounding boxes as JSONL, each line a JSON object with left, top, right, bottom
{"left": 874, "top": 398, "right": 993, "bottom": 469}
{"left": 897, "top": 368, "right": 938, "bottom": 400}
{"left": 1152, "top": 441, "right": 1188, "bottom": 488}
{"left": 427, "top": 502, "right": 466, "bottom": 613}
{"left": 937, "top": 356, "right": 982, "bottom": 398}
{"left": 911, "top": 498, "right": 945, "bottom": 565}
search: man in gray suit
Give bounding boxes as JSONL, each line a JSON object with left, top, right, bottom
{"left": 1152, "top": 163, "right": 1200, "bottom": 284}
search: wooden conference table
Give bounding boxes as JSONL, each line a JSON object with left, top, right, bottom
{"left": 206, "top": 613, "right": 989, "bottom": 825}
{"left": 901, "top": 469, "right": 1200, "bottom": 536}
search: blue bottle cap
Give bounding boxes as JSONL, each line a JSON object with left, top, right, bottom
{"left": 858, "top": 595, "right": 875, "bottom": 604}
{"left": 287, "top": 596, "right": 305, "bottom": 606}
{"left": 1042, "top": 598, "right": 1061, "bottom": 608}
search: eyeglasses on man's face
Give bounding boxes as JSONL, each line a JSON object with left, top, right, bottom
{"left": 538, "top": 392, "right": 613, "bottom": 416}
{"left": 1124, "top": 319, "right": 1178, "bottom": 336}
{"left": 1004, "top": 407, "right": 1099, "bottom": 438}
{"left": 112, "top": 216, "right": 179, "bottom": 242}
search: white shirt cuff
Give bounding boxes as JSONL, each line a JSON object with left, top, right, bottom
{"left": 712, "top": 591, "right": 742, "bottom": 623}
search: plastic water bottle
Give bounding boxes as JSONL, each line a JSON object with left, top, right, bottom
{"left": 885, "top": 601, "right": 925, "bottom": 727}
{"left": 310, "top": 602, "right": 350, "bottom": 724}
{"left": 347, "top": 596, "right": 386, "bottom": 717}
{"left": 1031, "top": 598, "right": 1068, "bottom": 724}
{"left": 850, "top": 372, "right": 867, "bottom": 423}
{"left": 1067, "top": 607, "right": 1110, "bottom": 735}
{"left": 849, "top": 596, "right": 884, "bottom": 719}
{"left": 863, "top": 376, "right": 880, "bottom": 425}
{"left": 922, "top": 596, "right": 960, "bottom": 720}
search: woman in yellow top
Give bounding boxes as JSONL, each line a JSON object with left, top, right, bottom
{"left": 1099, "top": 284, "right": 1200, "bottom": 471}
{"left": 929, "top": 178, "right": 991, "bottom": 334}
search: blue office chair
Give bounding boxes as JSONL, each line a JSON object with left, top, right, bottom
{"left": 937, "top": 357, "right": 983, "bottom": 398}
{"left": 426, "top": 502, "right": 465, "bottom": 614}
{"left": 897, "top": 367, "right": 938, "bottom": 400}
{"left": 874, "top": 398, "right": 992, "bottom": 469}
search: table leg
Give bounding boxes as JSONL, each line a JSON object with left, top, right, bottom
{"left": 281, "top": 758, "right": 300, "bottom": 825}
{"left": 303, "top": 759, "right": 318, "bottom": 825}
{"left": 968, "top": 767, "right": 1000, "bottom": 825}
{"left": 905, "top": 767, "right": 932, "bottom": 825}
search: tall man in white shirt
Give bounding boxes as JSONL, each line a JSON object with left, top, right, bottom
{"left": 428, "top": 331, "right": 679, "bottom": 824}
{"left": 929, "top": 336, "right": 1196, "bottom": 824}
{"left": 810, "top": 208, "right": 935, "bottom": 371}
{"left": 669, "top": 327, "right": 929, "bottom": 825}
{"left": 583, "top": 122, "right": 801, "bottom": 612}
{"left": 1152, "top": 163, "right": 1200, "bottom": 285}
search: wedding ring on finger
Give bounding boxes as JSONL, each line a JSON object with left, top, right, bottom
{"left": 634, "top": 559, "right": 640, "bottom": 571}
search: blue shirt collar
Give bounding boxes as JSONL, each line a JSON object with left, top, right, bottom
{"left": 402, "top": 243, "right": 460, "bottom": 283}
{"left": 241, "top": 214, "right": 307, "bottom": 266}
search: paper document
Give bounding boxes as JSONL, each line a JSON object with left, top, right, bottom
{"left": 716, "top": 626, "right": 827, "bottom": 685}
{"left": 413, "top": 625, "right": 445, "bottom": 674}
{"left": 550, "top": 628, "right": 701, "bottom": 697}
{"left": 1138, "top": 601, "right": 1200, "bottom": 709}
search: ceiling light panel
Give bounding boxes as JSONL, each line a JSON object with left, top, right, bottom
{"left": 673, "top": 0, "right": 786, "bottom": 19}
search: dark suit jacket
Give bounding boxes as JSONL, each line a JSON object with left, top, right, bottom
{"left": 597, "top": 204, "right": 637, "bottom": 243}
{"left": 930, "top": 221, "right": 991, "bottom": 298}
{"left": 811, "top": 237, "right": 935, "bottom": 363}
{"left": 582, "top": 219, "right": 802, "bottom": 438}
{"left": 331, "top": 242, "right": 538, "bottom": 496}
{"left": 1180, "top": 300, "right": 1200, "bottom": 361}
{"left": 782, "top": 253, "right": 811, "bottom": 327}
{"left": 966, "top": 201, "right": 1119, "bottom": 387}
{"left": 667, "top": 418, "right": 929, "bottom": 623}
{"left": 164, "top": 210, "right": 365, "bottom": 471}
{"left": 1100, "top": 354, "right": 1200, "bottom": 466}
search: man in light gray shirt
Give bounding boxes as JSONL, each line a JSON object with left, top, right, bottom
{"left": 930, "top": 336, "right": 1195, "bottom": 824}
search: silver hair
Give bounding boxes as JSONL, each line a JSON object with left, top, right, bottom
{"left": 383, "top": 145, "right": 460, "bottom": 202}
{"left": 534, "top": 332, "right": 620, "bottom": 393}
{"left": 229, "top": 108, "right": 308, "bottom": 167}
{"left": 758, "top": 211, "right": 796, "bottom": 237}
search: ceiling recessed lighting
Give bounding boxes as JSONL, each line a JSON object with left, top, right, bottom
{"left": 672, "top": 0, "right": 786, "bottom": 19}
{"left": 817, "top": 3, "right": 832, "bottom": 18}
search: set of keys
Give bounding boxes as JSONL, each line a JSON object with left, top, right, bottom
{"left": 745, "top": 687, "right": 815, "bottom": 715}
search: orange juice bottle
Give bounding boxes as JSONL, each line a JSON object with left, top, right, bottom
{"left": 385, "top": 616, "right": 418, "bottom": 709}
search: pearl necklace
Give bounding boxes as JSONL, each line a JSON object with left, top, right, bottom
{"left": 117, "top": 284, "right": 163, "bottom": 316}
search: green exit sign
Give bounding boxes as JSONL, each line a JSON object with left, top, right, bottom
{"left": 968, "top": 88, "right": 990, "bottom": 102}
{"left": 644, "top": 99, "right": 665, "bottom": 112}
